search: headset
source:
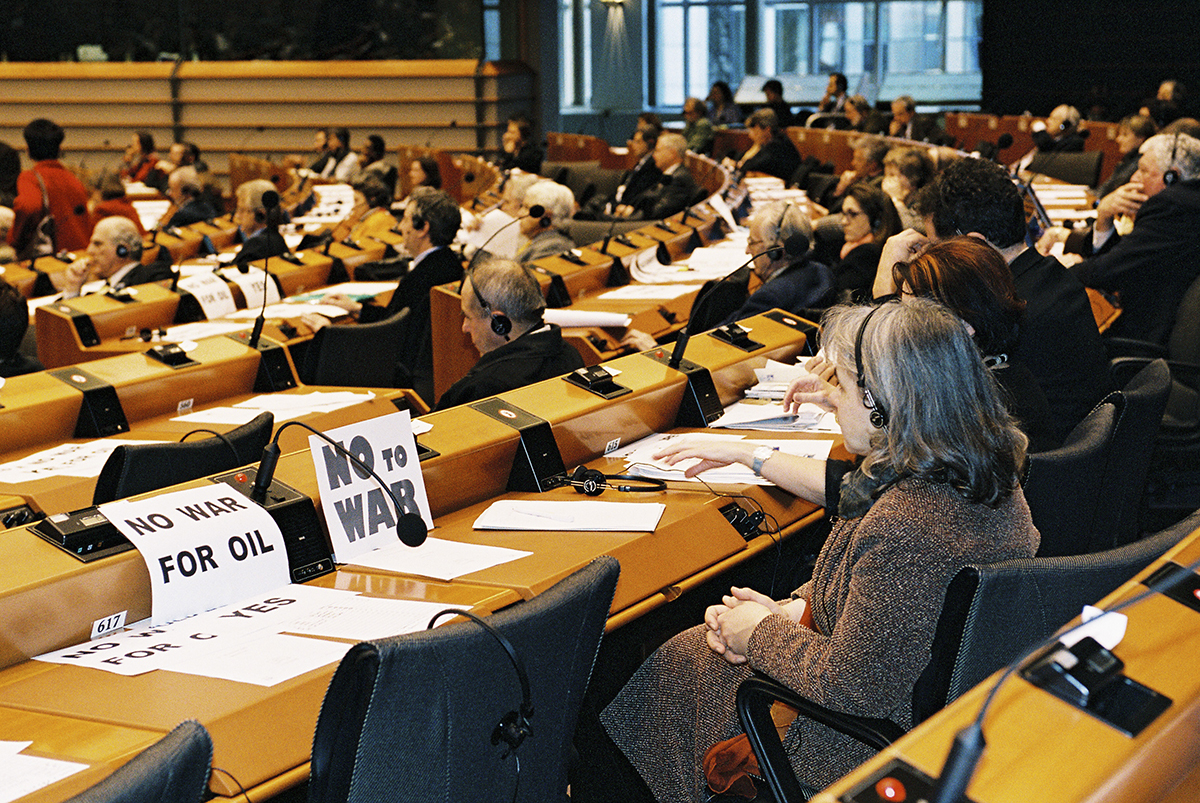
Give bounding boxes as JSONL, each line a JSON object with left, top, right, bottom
{"left": 1164, "top": 132, "right": 1181, "bottom": 186}
{"left": 470, "top": 276, "right": 513, "bottom": 339}
{"left": 854, "top": 304, "right": 890, "bottom": 429}
{"left": 559, "top": 465, "right": 668, "bottom": 496}
{"left": 426, "top": 608, "right": 533, "bottom": 758}
{"left": 115, "top": 239, "right": 144, "bottom": 261}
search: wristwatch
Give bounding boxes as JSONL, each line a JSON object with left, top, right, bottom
{"left": 751, "top": 445, "right": 778, "bottom": 476}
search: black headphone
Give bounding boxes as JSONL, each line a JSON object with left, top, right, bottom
{"left": 470, "top": 277, "right": 513, "bottom": 339}
{"left": 854, "top": 304, "right": 890, "bottom": 429}
{"left": 115, "top": 240, "right": 144, "bottom": 261}
{"left": 765, "top": 202, "right": 792, "bottom": 261}
{"left": 427, "top": 609, "right": 533, "bottom": 758}
{"left": 561, "top": 465, "right": 668, "bottom": 496}
{"left": 1164, "top": 132, "right": 1181, "bottom": 186}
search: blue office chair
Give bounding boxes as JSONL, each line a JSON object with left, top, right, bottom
{"left": 62, "top": 720, "right": 212, "bottom": 803}
{"left": 309, "top": 556, "right": 619, "bottom": 803}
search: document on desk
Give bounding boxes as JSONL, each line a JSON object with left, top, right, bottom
{"left": 286, "top": 282, "right": 398, "bottom": 303}
{"left": 473, "top": 500, "right": 666, "bottom": 532}
{"left": 543, "top": 309, "right": 633, "bottom": 328}
{"left": 597, "top": 284, "right": 699, "bottom": 301}
{"left": 220, "top": 390, "right": 377, "bottom": 421}
{"left": 344, "top": 537, "right": 532, "bottom": 581}
{"left": 0, "top": 439, "right": 162, "bottom": 483}
{"left": 0, "top": 741, "right": 86, "bottom": 803}
{"left": 225, "top": 302, "right": 351, "bottom": 319}
{"left": 710, "top": 401, "right": 838, "bottom": 432}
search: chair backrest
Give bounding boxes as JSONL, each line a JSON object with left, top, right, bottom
{"left": 912, "top": 507, "right": 1200, "bottom": 724}
{"left": 63, "top": 720, "right": 212, "bottom": 803}
{"left": 300, "top": 310, "right": 411, "bottom": 388}
{"left": 92, "top": 412, "right": 274, "bottom": 504}
{"left": 308, "top": 556, "right": 619, "bottom": 803}
{"left": 1167, "top": 272, "right": 1200, "bottom": 366}
{"left": 1101, "top": 359, "right": 1170, "bottom": 547}
{"left": 687, "top": 264, "right": 752, "bottom": 334}
{"left": 1026, "top": 150, "right": 1104, "bottom": 187}
{"left": 1022, "top": 397, "right": 1118, "bottom": 556}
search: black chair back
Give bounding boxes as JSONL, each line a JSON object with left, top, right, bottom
{"left": 1101, "top": 359, "right": 1170, "bottom": 547}
{"left": 309, "top": 557, "right": 619, "bottom": 803}
{"left": 686, "top": 264, "right": 752, "bottom": 333}
{"left": 92, "top": 412, "right": 274, "bottom": 504}
{"left": 1027, "top": 150, "right": 1104, "bottom": 187}
{"left": 63, "top": 720, "right": 212, "bottom": 803}
{"left": 300, "top": 309, "right": 411, "bottom": 388}
{"left": 1023, "top": 398, "right": 1118, "bottom": 556}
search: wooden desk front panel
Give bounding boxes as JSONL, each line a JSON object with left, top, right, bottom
{"left": 0, "top": 372, "right": 90, "bottom": 455}
{"left": 36, "top": 285, "right": 182, "bottom": 369}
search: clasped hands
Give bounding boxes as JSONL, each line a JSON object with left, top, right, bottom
{"left": 704, "top": 587, "right": 807, "bottom": 664}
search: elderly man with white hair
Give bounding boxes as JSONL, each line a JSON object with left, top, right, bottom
{"left": 60, "top": 216, "right": 172, "bottom": 298}
{"left": 517, "top": 179, "right": 577, "bottom": 264}
{"left": 625, "top": 132, "right": 700, "bottom": 220}
{"left": 1065, "top": 132, "right": 1200, "bottom": 344}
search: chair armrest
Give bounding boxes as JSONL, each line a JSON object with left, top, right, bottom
{"left": 1105, "top": 337, "right": 1167, "bottom": 361}
{"left": 736, "top": 675, "right": 906, "bottom": 803}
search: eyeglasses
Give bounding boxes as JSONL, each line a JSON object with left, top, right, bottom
{"left": 842, "top": 209, "right": 866, "bottom": 220}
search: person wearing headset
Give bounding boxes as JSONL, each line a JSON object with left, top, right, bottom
{"left": 164, "top": 166, "right": 217, "bottom": 229}
{"left": 435, "top": 257, "right": 583, "bottom": 410}
{"left": 516, "top": 180, "right": 576, "bottom": 264}
{"left": 60, "top": 216, "right": 172, "bottom": 298}
{"left": 231, "top": 178, "right": 289, "bottom": 266}
{"left": 582, "top": 299, "right": 1038, "bottom": 802}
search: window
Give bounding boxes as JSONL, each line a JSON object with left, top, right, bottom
{"left": 651, "top": 0, "right": 746, "bottom": 108}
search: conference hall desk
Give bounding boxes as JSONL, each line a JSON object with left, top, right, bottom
{"left": 812, "top": 527, "right": 1200, "bottom": 803}
{"left": 431, "top": 208, "right": 730, "bottom": 400}
{"left": 0, "top": 309, "right": 825, "bottom": 802}
{"left": 0, "top": 332, "right": 427, "bottom": 518}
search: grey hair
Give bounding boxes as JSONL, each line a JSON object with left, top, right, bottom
{"left": 104, "top": 216, "right": 143, "bottom": 256}
{"left": 821, "top": 298, "right": 1027, "bottom": 508}
{"left": 524, "top": 179, "right": 576, "bottom": 227}
{"left": 1140, "top": 132, "right": 1200, "bottom": 182}
{"left": 470, "top": 257, "right": 546, "bottom": 327}
{"left": 753, "top": 200, "right": 812, "bottom": 257}
{"left": 658, "top": 132, "right": 688, "bottom": 159}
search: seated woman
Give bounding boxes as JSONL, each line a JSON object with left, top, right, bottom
{"left": 1096, "top": 114, "right": 1156, "bottom": 200}
{"left": 881, "top": 146, "right": 936, "bottom": 231}
{"left": 516, "top": 180, "right": 576, "bottom": 264}
{"left": 833, "top": 183, "right": 901, "bottom": 302}
{"left": 408, "top": 155, "right": 442, "bottom": 191}
{"left": 894, "top": 236, "right": 1055, "bottom": 452}
{"left": 344, "top": 175, "right": 398, "bottom": 244}
{"left": 592, "top": 298, "right": 1039, "bottom": 801}
{"left": 726, "top": 108, "right": 801, "bottom": 182}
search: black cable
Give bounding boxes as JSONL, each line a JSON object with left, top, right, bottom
{"left": 210, "top": 766, "right": 250, "bottom": 803}
{"left": 177, "top": 427, "right": 239, "bottom": 463}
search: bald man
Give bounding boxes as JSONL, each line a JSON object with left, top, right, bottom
{"left": 61, "top": 217, "right": 172, "bottom": 298}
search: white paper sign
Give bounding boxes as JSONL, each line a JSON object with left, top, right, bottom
{"left": 222, "top": 267, "right": 282, "bottom": 310}
{"left": 309, "top": 410, "right": 433, "bottom": 562}
{"left": 98, "top": 485, "right": 292, "bottom": 625}
{"left": 177, "top": 271, "right": 237, "bottom": 319}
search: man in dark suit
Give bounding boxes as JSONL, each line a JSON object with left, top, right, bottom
{"left": 435, "top": 257, "right": 583, "bottom": 410}
{"left": 232, "top": 179, "right": 288, "bottom": 265}
{"left": 60, "top": 216, "right": 173, "bottom": 298}
{"left": 305, "top": 187, "right": 464, "bottom": 402}
{"left": 889, "top": 95, "right": 948, "bottom": 144}
{"left": 627, "top": 133, "right": 699, "bottom": 220}
{"left": 164, "top": 166, "right": 217, "bottom": 229}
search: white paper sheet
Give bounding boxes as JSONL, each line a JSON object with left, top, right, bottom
{"left": 0, "top": 440, "right": 162, "bottom": 483}
{"left": 282, "top": 596, "right": 463, "bottom": 641}
{"left": 597, "top": 284, "right": 700, "bottom": 301}
{"left": 343, "top": 536, "right": 532, "bottom": 581}
{"left": 543, "top": 309, "right": 632, "bottom": 328}
{"left": 0, "top": 749, "right": 87, "bottom": 803}
{"left": 473, "top": 500, "right": 666, "bottom": 532}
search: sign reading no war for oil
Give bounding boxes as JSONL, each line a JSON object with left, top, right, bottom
{"left": 308, "top": 410, "right": 433, "bottom": 563}
{"left": 99, "top": 484, "right": 291, "bottom": 625}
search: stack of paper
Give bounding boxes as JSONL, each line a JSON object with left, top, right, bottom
{"left": 610, "top": 432, "right": 834, "bottom": 486}
{"left": 710, "top": 400, "right": 833, "bottom": 432}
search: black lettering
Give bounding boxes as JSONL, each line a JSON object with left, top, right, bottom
{"left": 392, "top": 443, "right": 408, "bottom": 469}
{"left": 148, "top": 513, "right": 173, "bottom": 529}
{"left": 348, "top": 435, "right": 374, "bottom": 479}
{"left": 334, "top": 495, "right": 366, "bottom": 542}
{"left": 175, "top": 504, "right": 210, "bottom": 521}
{"left": 196, "top": 544, "right": 218, "bottom": 571}
{"left": 126, "top": 517, "right": 159, "bottom": 537}
{"left": 367, "top": 487, "right": 396, "bottom": 535}
{"left": 229, "top": 534, "right": 248, "bottom": 560}
{"left": 178, "top": 551, "right": 198, "bottom": 577}
{"left": 217, "top": 496, "right": 247, "bottom": 511}
{"left": 253, "top": 530, "right": 275, "bottom": 554}
{"left": 322, "top": 442, "right": 354, "bottom": 490}
{"left": 389, "top": 478, "right": 420, "bottom": 515}
{"left": 159, "top": 554, "right": 176, "bottom": 583}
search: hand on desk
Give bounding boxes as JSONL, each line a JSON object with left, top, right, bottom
{"left": 620, "top": 329, "right": 658, "bottom": 352}
{"left": 654, "top": 438, "right": 756, "bottom": 478}
{"left": 300, "top": 312, "right": 332, "bottom": 332}
{"left": 321, "top": 293, "right": 363, "bottom": 315}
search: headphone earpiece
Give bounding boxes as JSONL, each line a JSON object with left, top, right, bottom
{"left": 493, "top": 706, "right": 534, "bottom": 752}
{"left": 254, "top": 208, "right": 266, "bottom": 224}
{"left": 565, "top": 465, "right": 667, "bottom": 496}
{"left": 490, "top": 311, "right": 513, "bottom": 338}
{"left": 115, "top": 241, "right": 143, "bottom": 261}
{"left": 1165, "top": 132, "right": 1182, "bottom": 186}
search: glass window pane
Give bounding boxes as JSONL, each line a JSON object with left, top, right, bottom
{"left": 658, "top": 6, "right": 686, "bottom": 107}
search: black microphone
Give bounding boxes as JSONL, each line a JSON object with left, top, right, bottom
{"left": 997, "top": 132, "right": 1014, "bottom": 151}
{"left": 927, "top": 550, "right": 1200, "bottom": 803}
{"left": 600, "top": 216, "right": 621, "bottom": 255}
{"left": 250, "top": 421, "right": 428, "bottom": 547}
{"left": 247, "top": 190, "right": 282, "bottom": 350}
{"left": 467, "top": 204, "right": 545, "bottom": 271}
{"left": 668, "top": 232, "right": 808, "bottom": 370}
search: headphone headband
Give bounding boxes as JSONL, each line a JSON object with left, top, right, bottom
{"left": 853, "top": 304, "right": 889, "bottom": 429}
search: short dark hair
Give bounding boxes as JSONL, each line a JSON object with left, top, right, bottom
{"left": 136, "top": 131, "right": 155, "bottom": 155}
{"left": 762, "top": 79, "right": 784, "bottom": 97}
{"left": 414, "top": 155, "right": 441, "bottom": 189}
{"left": 332, "top": 127, "right": 351, "bottom": 151}
{"left": 407, "top": 188, "right": 462, "bottom": 247}
{"left": 366, "top": 134, "right": 386, "bottom": 162}
{"left": 633, "top": 125, "right": 660, "bottom": 149}
{"left": 831, "top": 72, "right": 848, "bottom": 93}
{"left": 846, "top": 183, "right": 901, "bottom": 245}
{"left": 912, "top": 157, "right": 1026, "bottom": 248}
{"left": 182, "top": 141, "right": 201, "bottom": 164}
{"left": 354, "top": 174, "right": 392, "bottom": 209}
{"left": 24, "top": 118, "right": 65, "bottom": 161}
{"left": 0, "top": 281, "right": 29, "bottom": 360}
{"left": 638, "top": 112, "right": 663, "bottom": 131}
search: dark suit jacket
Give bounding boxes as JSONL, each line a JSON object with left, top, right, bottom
{"left": 616, "top": 156, "right": 662, "bottom": 210}
{"left": 500, "top": 143, "right": 544, "bottom": 175}
{"left": 1071, "top": 178, "right": 1200, "bottom": 344}
{"left": 112, "top": 257, "right": 175, "bottom": 290}
{"left": 168, "top": 199, "right": 218, "bottom": 228}
{"left": 740, "top": 134, "right": 801, "bottom": 183}
{"left": 234, "top": 229, "right": 288, "bottom": 265}
{"left": 435, "top": 324, "right": 583, "bottom": 410}
{"left": 633, "top": 165, "right": 699, "bottom": 220}
{"left": 1009, "top": 248, "right": 1111, "bottom": 450}
{"left": 359, "top": 246, "right": 464, "bottom": 396}
{"left": 719, "top": 257, "right": 835, "bottom": 326}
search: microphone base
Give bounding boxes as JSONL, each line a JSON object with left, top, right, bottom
{"left": 840, "top": 758, "right": 976, "bottom": 803}
{"left": 211, "top": 469, "right": 335, "bottom": 583}
{"left": 644, "top": 349, "right": 724, "bottom": 428}
{"left": 226, "top": 332, "right": 298, "bottom": 392}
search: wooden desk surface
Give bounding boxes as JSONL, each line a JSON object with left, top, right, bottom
{"left": 813, "top": 530, "right": 1200, "bottom": 803}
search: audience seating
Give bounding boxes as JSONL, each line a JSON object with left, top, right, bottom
{"left": 92, "top": 412, "right": 275, "bottom": 505}
{"left": 1027, "top": 150, "right": 1105, "bottom": 187}
{"left": 736, "top": 508, "right": 1200, "bottom": 802}
{"left": 308, "top": 556, "right": 619, "bottom": 803}
{"left": 62, "top": 720, "right": 212, "bottom": 803}
{"left": 298, "top": 310, "right": 414, "bottom": 390}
